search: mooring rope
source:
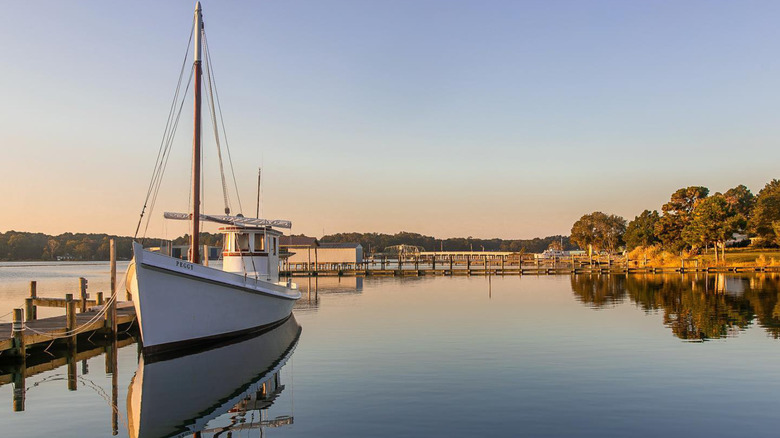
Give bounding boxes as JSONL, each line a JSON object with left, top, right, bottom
{"left": 0, "top": 309, "right": 14, "bottom": 322}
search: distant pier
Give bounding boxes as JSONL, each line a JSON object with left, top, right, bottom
{"left": 282, "top": 252, "right": 780, "bottom": 277}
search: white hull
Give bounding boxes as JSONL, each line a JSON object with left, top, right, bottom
{"left": 128, "top": 315, "right": 301, "bottom": 438}
{"left": 130, "top": 242, "right": 300, "bottom": 353}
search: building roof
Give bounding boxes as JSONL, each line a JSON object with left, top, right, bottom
{"left": 279, "top": 236, "right": 318, "bottom": 247}
{"left": 319, "top": 242, "right": 362, "bottom": 249}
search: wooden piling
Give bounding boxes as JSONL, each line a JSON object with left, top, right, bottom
{"left": 97, "top": 292, "right": 104, "bottom": 306}
{"left": 24, "top": 298, "right": 35, "bottom": 322}
{"left": 65, "top": 294, "right": 76, "bottom": 335}
{"left": 79, "top": 277, "right": 88, "bottom": 313}
{"left": 27, "top": 282, "right": 38, "bottom": 321}
{"left": 203, "top": 244, "right": 209, "bottom": 267}
{"left": 106, "top": 239, "right": 117, "bottom": 334}
{"left": 12, "top": 309, "right": 25, "bottom": 359}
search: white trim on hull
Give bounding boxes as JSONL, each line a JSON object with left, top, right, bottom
{"left": 130, "top": 242, "right": 300, "bottom": 352}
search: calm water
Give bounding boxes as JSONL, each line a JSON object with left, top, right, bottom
{"left": 1, "top": 263, "right": 780, "bottom": 437}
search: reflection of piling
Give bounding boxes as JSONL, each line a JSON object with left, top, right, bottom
{"left": 67, "top": 340, "right": 77, "bottom": 391}
{"left": 12, "top": 363, "right": 25, "bottom": 412}
{"left": 105, "top": 337, "right": 119, "bottom": 435}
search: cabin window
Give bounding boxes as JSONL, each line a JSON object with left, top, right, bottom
{"left": 253, "top": 233, "right": 265, "bottom": 252}
{"left": 223, "top": 234, "right": 232, "bottom": 252}
{"left": 272, "top": 237, "right": 277, "bottom": 256}
{"left": 236, "top": 234, "right": 250, "bottom": 252}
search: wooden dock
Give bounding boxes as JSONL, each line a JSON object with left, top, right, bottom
{"left": 282, "top": 254, "right": 780, "bottom": 277}
{"left": 0, "top": 239, "right": 137, "bottom": 360}
{"left": 0, "top": 303, "right": 136, "bottom": 359}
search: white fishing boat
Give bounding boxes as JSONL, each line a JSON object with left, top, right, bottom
{"left": 127, "top": 3, "right": 300, "bottom": 354}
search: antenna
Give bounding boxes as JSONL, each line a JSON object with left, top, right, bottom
{"left": 256, "top": 167, "right": 262, "bottom": 218}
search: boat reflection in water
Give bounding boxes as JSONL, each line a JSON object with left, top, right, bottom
{"left": 127, "top": 315, "right": 301, "bottom": 438}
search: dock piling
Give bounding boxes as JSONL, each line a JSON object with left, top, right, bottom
{"left": 28, "top": 281, "right": 37, "bottom": 320}
{"left": 106, "top": 239, "right": 117, "bottom": 334}
{"left": 12, "top": 309, "right": 25, "bottom": 359}
{"left": 24, "top": 298, "right": 35, "bottom": 322}
{"left": 79, "top": 277, "right": 88, "bottom": 313}
{"left": 65, "top": 294, "right": 76, "bottom": 336}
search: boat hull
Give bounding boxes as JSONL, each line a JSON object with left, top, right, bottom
{"left": 130, "top": 242, "right": 300, "bottom": 354}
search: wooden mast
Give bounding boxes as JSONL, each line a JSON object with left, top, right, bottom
{"left": 190, "top": 2, "right": 203, "bottom": 264}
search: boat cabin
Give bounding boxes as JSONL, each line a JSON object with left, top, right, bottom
{"left": 220, "top": 226, "right": 282, "bottom": 280}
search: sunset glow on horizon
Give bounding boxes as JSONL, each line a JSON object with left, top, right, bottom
{"left": 2, "top": 1, "right": 779, "bottom": 240}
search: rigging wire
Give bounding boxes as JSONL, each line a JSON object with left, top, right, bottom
{"left": 204, "top": 32, "right": 244, "bottom": 214}
{"left": 143, "top": 65, "right": 196, "bottom": 241}
{"left": 202, "top": 37, "right": 232, "bottom": 215}
{"left": 134, "top": 17, "right": 196, "bottom": 240}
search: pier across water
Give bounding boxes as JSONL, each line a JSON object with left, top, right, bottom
{"left": 282, "top": 253, "right": 780, "bottom": 277}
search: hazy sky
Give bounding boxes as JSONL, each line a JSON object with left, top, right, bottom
{"left": 1, "top": 0, "right": 779, "bottom": 240}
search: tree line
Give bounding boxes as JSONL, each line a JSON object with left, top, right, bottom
{"left": 0, "top": 230, "right": 574, "bottom": 261}
{"left": 0, "top": 232, "right": 137, "bottom": 261}
{"left": 319, "top": 232, "right": 575, "bottom": 255}
{"left": 570, "top": 179, "right": 780, "bottom": 259}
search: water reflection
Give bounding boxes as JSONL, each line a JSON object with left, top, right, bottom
{"left": 571, "top": 273, "right": 780, "bottom": 341}
{"left": 293, "top": 276, "right": 364, "bottom": 312}
{"left": 127, "top": 315, "right": 301, "bottom": 438}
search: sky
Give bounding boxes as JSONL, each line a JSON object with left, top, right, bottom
{"left": 1, "top": 0, "right": 779, "bottom": 240}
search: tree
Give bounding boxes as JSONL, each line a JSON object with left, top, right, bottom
{"left": 655, "top": 186, "right": 709, "bottom": 252}
{"left": 724, "top": 184, "right": 755, "bottom": 222}
{"left": 682, "top": 195, "right": 744, "bottom": 262}
{"left": 570, "top": 212, "right": 626, "bottom": 254}
{"left": 624, "top": 210, "right": 660, "bottom": 250}
{"left": 749, "top": 179, "right": 780, "bottom": 245}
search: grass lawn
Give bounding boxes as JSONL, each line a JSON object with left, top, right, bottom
{"left": 694, "top": 248, "right": 780, "bottom": 265}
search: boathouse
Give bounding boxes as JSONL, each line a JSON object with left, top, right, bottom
{"left": 280, "top": 236, "right": 363, "bottom": 267}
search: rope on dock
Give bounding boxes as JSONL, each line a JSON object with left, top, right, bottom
{"left": 0, "top": 310, "right": 14, "bottom": 322}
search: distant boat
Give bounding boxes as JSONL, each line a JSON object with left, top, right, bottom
{"left": 127, "top": 314, "right": 301, "bottom": 438}
{"left": 127, "top": 2, "right": 300, "bottom": 355}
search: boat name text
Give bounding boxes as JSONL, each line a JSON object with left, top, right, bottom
{"left": 176, "top": 260, "right": 194, "bottom": 270}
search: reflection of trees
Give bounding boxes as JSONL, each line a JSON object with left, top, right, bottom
{"left": 743, "top": 276, "right": 780, "bottom": 339}
{"left": 570, "top": 275, "right": 627, "bottom": 308}
{"left": 571, "top": 274, "right": 780, "bottom": 341}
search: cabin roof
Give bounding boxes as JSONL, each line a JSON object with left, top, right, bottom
{"left": 279, "top": 236, "right": 319, "bottom": 247}
{"left": 320, "top": 242, "right": 362, "bottom": 249}
{"left": 218, "top": 226, "right": 283, "bottom": 236}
